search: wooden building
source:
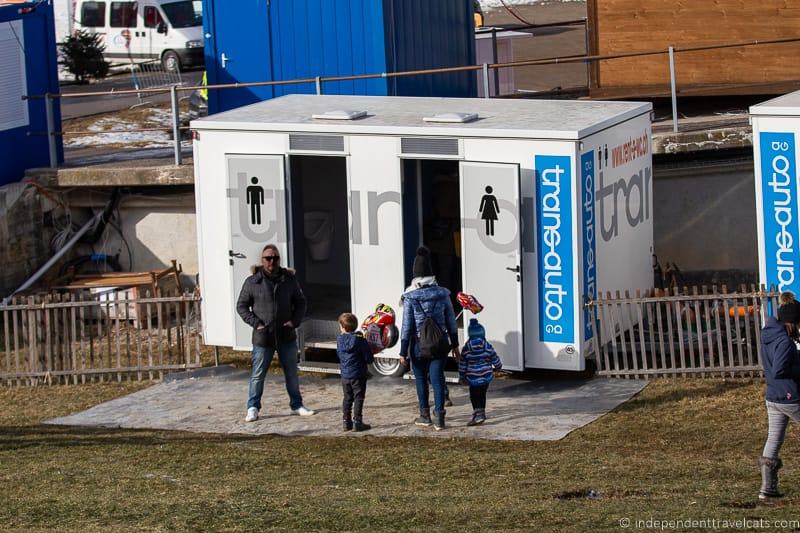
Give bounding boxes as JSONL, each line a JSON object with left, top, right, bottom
{"left": 587, "top": 0, "right": 800, "bottom": 98}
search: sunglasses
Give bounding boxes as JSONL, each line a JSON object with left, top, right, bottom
{"left": 261, "top": 255, "right": 280, "bottom": 262}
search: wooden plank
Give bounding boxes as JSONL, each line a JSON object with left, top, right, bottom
{"left": 133, "top": 289, "right": 142, "bottom": 381}
{"left": 721, "top": 285, "right": 735, "bottom": 378}
{"left": 654, "top": 293, "right": 666, "bottom": 374}
{"left": 13, "top": 297, "right": 21, "bottom": 386}
{"left": 115, "top": 291, "right": 122, "bottom": 382}
{"left": 79, "top": 292, "right": 87, "bottom": 384}
{"left": 146, "top": 290, "right": 154, "bottom": 381}
{"left": 156, "top": 288, "right": 165, "bottom": 380}
{"left": 193, "top": 297, "right": 201, "bottom": 367}
{"left": 673, "top": 289, "right": 687, "bottom": 377}
{"left": 44, "top": 294, "right": 52, "bottom": 383}
{"left": 600, "top": 299, "right": 612, "bottom": 374}
{"left": 702, "top": 286, "right": 715, "bottom": 371}
{"left": 622, "top": 290, "right": 638, "bottom": 376}
{"left": 607, "top": 291, "right": 623, "bottom": 375}
{"left": 741, "top": 284, "right": 755, "bottom": 378}
{"left": 754, "top": 284, "right": 766, "bottom": 370}
{"left": 732, "top": 291, "right": 745, "bottom": 372}
{"left": 644, "top": 294, "right": 658, "bottom": 372}
{"left": 664, "top": 289, "right": 677, "bottom": 376}
{"left": 635, "top": 289, "right": 647, "bottom": 377}
{"left": 3, "top": 306, "right": 10, "bottom": 384}
{"left": 590, "top": 299, "right": 603, "bottom": 373}
{"left": 692, "top": 286, "right": 705, "bottom": 374}
{"left": 683, "top": 286, "right": 696, "bottom": 373}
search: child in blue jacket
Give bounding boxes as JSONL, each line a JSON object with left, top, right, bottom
{"left": 459, "top": 318, "right": 502, "bottom": 426}
{"left": 336, "top": 312, "right": 374, "bottom": 432}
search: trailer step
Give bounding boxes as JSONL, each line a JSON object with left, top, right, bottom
{"left": 404, "top": 371, "right": 461, "bottom": 384}
{"left": 298, "top": 361, "right": 341, "bottom": 375}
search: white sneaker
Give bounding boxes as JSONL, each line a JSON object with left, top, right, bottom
{"left": 291, "top": 406, "right": 315, "bottom": 416}
{"left": 245, "top": 407, "right": 259, "bottom": 422}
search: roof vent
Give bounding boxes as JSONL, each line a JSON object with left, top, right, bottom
{"left": 311, "top": 110, "right": 367, "bottom": 120}
{"left": 423, "top": 112, "right": 478, "bottom": 124}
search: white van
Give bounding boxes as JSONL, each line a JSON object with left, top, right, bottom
{"left": 74, "top": 0, "right": 203, "bottom": 72}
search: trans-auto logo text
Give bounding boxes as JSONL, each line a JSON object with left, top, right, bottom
{"left": 761, "top": 132, "right": 800, "bottom": 293}
{"left": 536, "top": 155, "right": 574, "bottom": 344}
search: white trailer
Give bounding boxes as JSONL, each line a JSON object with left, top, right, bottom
{"left": 751, "top": 91, "right": 800, "bottom": 296}
{"left": 191, "top": 95, "right": 653, "bottom": 376}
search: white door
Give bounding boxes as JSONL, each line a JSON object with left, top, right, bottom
{"left": 227, "top": 154, "right": 288, "bottom": 349}
{"left": 459, "top": 161, "right": 524, "bottom": 370}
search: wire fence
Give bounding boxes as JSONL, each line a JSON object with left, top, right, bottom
{"left": 26, "top": 31, "right": 800, "bottom": 168}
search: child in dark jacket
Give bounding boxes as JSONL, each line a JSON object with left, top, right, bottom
{"left": 459, "top": 318, "right": 502, "bottom": 426}
{"left": 336, "top": 313, "right": 374, "bottom": 432}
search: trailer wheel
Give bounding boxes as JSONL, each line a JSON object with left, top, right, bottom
{"left": 371, "top": 357, "right": 407, "bottom": 377}
{"left": 162, "top": 50, "right": 181, "bottom": 73}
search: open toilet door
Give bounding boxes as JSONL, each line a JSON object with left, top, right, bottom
{"left": 227, "top": 154, "right": 288, "bottom": 350}
{"left": 459, "top": 161, "right": 524, "bottom": 370}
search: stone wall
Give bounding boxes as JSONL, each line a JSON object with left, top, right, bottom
{"left": 0, "top": 183, "right": 55, "bottom": 297}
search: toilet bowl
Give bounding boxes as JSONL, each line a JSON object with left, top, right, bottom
{"left": 304, "top": 210, "right": 334, "bottom": 261}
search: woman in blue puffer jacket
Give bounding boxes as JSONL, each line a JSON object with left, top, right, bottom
{"left": 758, "top": 291, "right": 800, "bottom": 500}
{"left": 399, "top": 246, "right": 460, "bottom": 430}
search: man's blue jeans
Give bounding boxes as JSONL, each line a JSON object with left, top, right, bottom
{"left": 410, "top": 355, "right": 446, "bottom": 413}
{"left": 247, "top": 340, "right": 303, "bottom": 411}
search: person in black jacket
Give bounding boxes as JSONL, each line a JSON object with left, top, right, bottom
{"left": 237, "top": 244, "right": 315, "bottom": 422}
{"left": 758, "top": 291, "right": 800, "bottom": 500}
{"left": 336, "top": 312, "right": 374, "bottom": 432}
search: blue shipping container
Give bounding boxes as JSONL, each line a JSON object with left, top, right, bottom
{"left": 203, "top": 0, "right": 476, "bottom": 114}
{"left": 0, "top": 1, "right": 63, "bottom": 186}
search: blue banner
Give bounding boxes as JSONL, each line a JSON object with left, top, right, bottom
{"left": 761, "top": 132, "right": 800, "bottom": 295}
{"left": 536, "top": 155, "right": 574, "bottom": 343}
{"left": 581, "top": 151, "right": 596, "bottom": 341}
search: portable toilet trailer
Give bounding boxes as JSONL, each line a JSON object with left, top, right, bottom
{"left": 192, "top": 95, "right": 654, "bottom": 375}
{"left": 752, "top": 90, "right": 800, "bottom": 295}
{"left": 202, "top": 0, "right": 476, "bottom": 114}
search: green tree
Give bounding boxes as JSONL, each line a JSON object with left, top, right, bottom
{"left": 59, "top": 30, "right": 110, "bottom": 84}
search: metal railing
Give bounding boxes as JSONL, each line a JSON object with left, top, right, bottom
{"left": 129, "top": 58, "right": 184, "bottom": 103}
{"left": 587, "top": 286, "right": 779, "bottom": 379}
{"left": 0, "top": 292, "right": 202, "bottom": 385}
{"left": 27, "top": 32, "right": 800, "bottom": 168}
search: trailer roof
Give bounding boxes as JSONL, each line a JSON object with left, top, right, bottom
{"left": 192, "top": 95, "right": 652, "bottom": 140}
{"left": 750, "top": 90, "right": 800, "bottom": 117}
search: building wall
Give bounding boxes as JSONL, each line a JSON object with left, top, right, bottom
{"left": 588, "top": 0, "right": 800, "bottom": 93}
{"left": 653, "top": 157, "right": 757, "bottom": 278}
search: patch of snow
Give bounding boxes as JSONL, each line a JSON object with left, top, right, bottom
{"left": 64, "top": 108, "right": 179, "bottom": 148}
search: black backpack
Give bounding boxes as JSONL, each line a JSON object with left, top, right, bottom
{"left": 416, "top": 301, "right": 451, "bottom": 359}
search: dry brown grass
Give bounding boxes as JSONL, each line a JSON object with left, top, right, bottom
{"left": 1, "top": 378, "right": 799, "bottom": 531}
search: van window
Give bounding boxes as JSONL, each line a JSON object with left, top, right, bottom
{"left": 109, "top": 1, "right": 138, "bottom": 28}
{"left": 143, "top": 5, "right": 163, "bottom": 28}
{"left": 81, "top": 1, "right": 106, "bottom": 27}
{"left": 161, "top": 1, "right": 202, "bottom": 28}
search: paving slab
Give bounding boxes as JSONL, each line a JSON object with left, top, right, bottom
{"left": 47, "top": 367, "right": 646, "bottom": 441}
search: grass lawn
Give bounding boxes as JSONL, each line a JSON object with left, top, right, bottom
{"left": 1, "top": 378, "right": 798, "bottom": 531}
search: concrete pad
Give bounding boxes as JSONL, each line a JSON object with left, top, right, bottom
{"left": 46, "top": 367, "right": 646, "bottom": 441}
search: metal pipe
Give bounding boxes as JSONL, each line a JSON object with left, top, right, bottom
{"left": 315, "top": 76, "right": 322, "bottom": 95}
{"left": 1, "top": 212, "right": 102, "bottom": 305}
{"left": 482, "top": 63, "right": 490, "bottom": 98}
{"left": 44, "top": 93, "right": 57, "bottom": 168}
{"left": 491, "top": 28, "right": 500, "bottom": 96}
{"left": 170, "top": 85, "right": 182, "bottom": 165}
{"left": 668, "top": 46, "right": 678, "bottom": 133}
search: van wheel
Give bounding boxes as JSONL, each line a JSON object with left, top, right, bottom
{"left": 162, "top": 50, "right": 181, "bottom": 73}
{"left": 371, "top": 357, "right": 408, "bottom": 377}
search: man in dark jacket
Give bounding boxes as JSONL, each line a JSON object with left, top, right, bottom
{"left": 237, "top": 244, "right": 314, "bottom": 422}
